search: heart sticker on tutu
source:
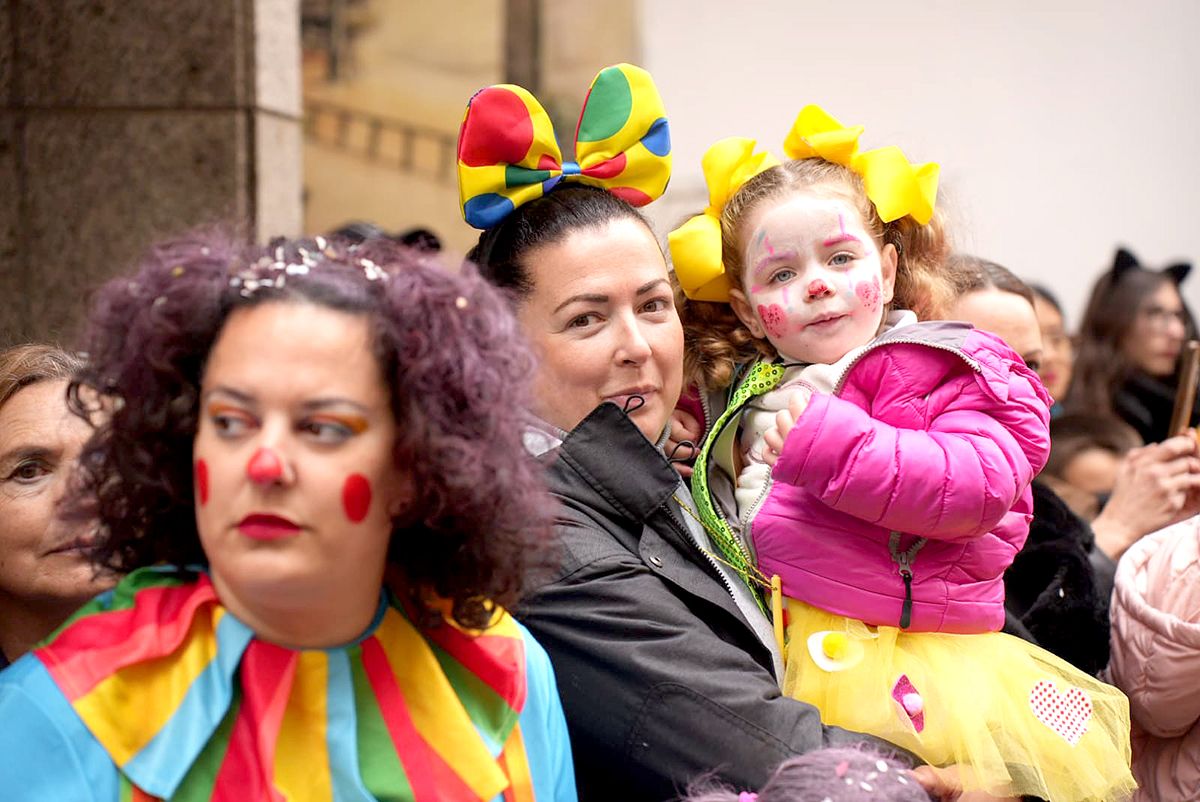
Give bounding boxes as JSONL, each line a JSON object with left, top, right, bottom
{"left": 1029, "top": 680, "right": 1092, "bottom": 746}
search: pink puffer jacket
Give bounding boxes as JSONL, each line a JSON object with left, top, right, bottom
{"left": 760, "top": 321, "right": 1052, "bottom": 633}
{"left": 1107, "top": 518, "right": 1200, "bottom": 802}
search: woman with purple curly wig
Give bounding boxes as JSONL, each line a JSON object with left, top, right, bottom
{"left": 0, "top": 232, "right": 577, "bottom": 801}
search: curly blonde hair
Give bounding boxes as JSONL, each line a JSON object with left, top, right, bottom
{"left": 677, "top": 159, "right": 951, "bottom": 389}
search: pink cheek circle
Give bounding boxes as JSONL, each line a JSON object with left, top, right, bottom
{"left": 195, "top": 459, "right": 209, "bottom": 506}
{"left": 342, "top": 474, "right": 372, "bottom": 523}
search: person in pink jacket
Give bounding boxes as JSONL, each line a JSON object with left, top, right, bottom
{"left": 670, "top": 106, "right": 1134, "bottom": 802}
{"left": 1107, "top": 515, "right": 1200, "bottom": 801}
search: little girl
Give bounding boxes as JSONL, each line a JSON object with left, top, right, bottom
{"left": 671, "top": 106, "right": 1134, "bottom": 802}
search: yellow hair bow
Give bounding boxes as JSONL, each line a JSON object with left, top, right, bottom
{"left": 783, "top": 104, "right": 939, "bottom": 225}
{"left": 456, "top": 63, "right": 671, "bottom": 229}
{"left": 669, "top": 137, "right": 779, "bottom": 301}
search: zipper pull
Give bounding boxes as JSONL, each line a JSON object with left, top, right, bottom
{"left": 896, "top": 549, "right": 914, "bottom": 629}
{"left": 899, "top": 568, "right": 914, "bottom": 629}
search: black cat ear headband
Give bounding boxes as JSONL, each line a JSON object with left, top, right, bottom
{"left": 1111, "top": 245, "right": 1191, "bottom": 285}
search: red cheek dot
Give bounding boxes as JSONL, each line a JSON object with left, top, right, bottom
{"left": 195, "top": 459, "right": 209, "bottom": 506}
{"left": 342, "top": 474, "right": 372, "bottom": 524}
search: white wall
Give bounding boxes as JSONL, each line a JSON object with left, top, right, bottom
{"left": 639, "top": 0, "right": 1200, "bottom": 326}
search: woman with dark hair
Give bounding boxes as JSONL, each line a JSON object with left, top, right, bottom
{"left": 0, "top": 234, "right": 575, "bottom": 799}
{"left": 0, "top": 345, "right": 113, "bottom": 668}
{"left": 1066, "top": 246, "right": 1197, "bottom": 444}
{"left": 1026, "top": 284, "right": 1073, "bottom": 416}
{"left": 454, "top": 65, "right": 981, "bottom": 802}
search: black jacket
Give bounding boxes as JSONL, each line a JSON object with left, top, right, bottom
{"left": 517, "top": 404, "right": 887, "bottom": 802}
{"left": 1114, "top": 370, "right": 1200, "bottom": 444}
{"left": 1002, "top": 481, "right": 1113, "bottom": 676}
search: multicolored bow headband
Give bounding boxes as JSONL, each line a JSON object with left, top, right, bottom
{"left": 456, "top": 63, "right": 671, "bottom": 229}
{"left": 671, "top": 104, "right": 939, "bottom": 302}
{"left": 668, "top": 137, "right": 779, "bottom": 302}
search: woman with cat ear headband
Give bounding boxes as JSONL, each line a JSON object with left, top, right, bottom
{"left": 1067, "top": 247, "right": 1200, "bottom": 444}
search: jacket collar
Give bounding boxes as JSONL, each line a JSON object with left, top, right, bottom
{"left": 549, "top": 402, "right": 681, "bottom": 522}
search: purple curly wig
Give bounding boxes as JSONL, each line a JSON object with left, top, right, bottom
{"left": 679, "top": 748, "right": 931, "bottom": 802}
{"left": 68, "top": 230, "right": 553, "bottom": 629}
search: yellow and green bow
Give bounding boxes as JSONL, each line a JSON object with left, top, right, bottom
{"left": 456, "top": 63, "right": 671, "bottom": 229}
{"left": 671, "top": 104, "right": 939, "bottom": 302}
{"left": 669, "top": 137, "right": 779, "bottom": 302}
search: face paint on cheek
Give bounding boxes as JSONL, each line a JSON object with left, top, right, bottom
{"left": 342, "top": 474, "right": 372, "bottom": 524}
{"left": 195, "top": 459, "right": 209, "bottom": 506}
{"left": 854, "top": 275, "right": 883, "bottom": 311}
{"left": 757, "top": 304, "right": 788, "bottom": 339}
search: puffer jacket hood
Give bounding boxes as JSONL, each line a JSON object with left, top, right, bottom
{"left": 1107, "top": 517, "right": 1200, "bottom": 801}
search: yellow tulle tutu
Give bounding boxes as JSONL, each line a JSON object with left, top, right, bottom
{"left": 782, "top": 599, "right": 1136, "bottom": 801}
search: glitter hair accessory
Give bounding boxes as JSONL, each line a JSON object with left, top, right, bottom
{"left": 456, "top": 63, "right": 672, "bottom": 229}
{"left": 225, "top": 236, "right": 388, "bottom": 299}
{"left": 669, "top": 137, "right": 779, "bottom": 301}
{"left": 784, "top": 104, "right": 939, "bottom": 226}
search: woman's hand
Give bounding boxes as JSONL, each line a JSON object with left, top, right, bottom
{"left": 1092, "top": 430, "right": 1200, "bottom": 559}
{"left": 762, "top": 394, "right": 809, "bottom": 467}
{"left": 910, "top": 765, "right": 1020, "bottom": 801}
{"left": 666, "top": 409, "right": 703, "bottom": 478}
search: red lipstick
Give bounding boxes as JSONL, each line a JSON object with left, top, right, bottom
{"left": 238, "top": 513, "right": 301, "bottom": 540}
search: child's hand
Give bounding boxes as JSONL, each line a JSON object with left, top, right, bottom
{"left": 762, "top": 394, "right": 809, "bottom": 467}
{"left": 666, "top": 409, "right": 703, "bottom": 478}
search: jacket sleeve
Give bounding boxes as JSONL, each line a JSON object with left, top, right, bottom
{"left": 517, "top": 523, "right": 896, "bottom": 801}
{"left": 1107, "top": 525, "right": 1200, "bottom": 739}
{"left": 771, "top": 351, "right": 1050, "bottom": 541}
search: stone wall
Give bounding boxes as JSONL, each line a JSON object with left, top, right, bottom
{"left": 1, "top": 0, "right": 302, "bottom": 347}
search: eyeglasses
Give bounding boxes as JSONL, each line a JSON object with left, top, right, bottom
{"left": 1139, "top": 305, "right": 1188, "bottom": 330}
{"left": 1041, "top": 329, "right": 1073, "bottom": 351}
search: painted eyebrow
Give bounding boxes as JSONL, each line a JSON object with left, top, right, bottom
{"left": 552, "top": 279, "right": 670, "bottom": 314}
{"left": 822, "top": 232, "right": 861, "bottom": 246}
{"left": 752, "top": 250, "right": 799, "bottom": 280}
{"left": 202, "top": 387, "right": 368, "bottom": 413}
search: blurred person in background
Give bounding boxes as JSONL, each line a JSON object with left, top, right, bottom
{"left": 1066, "top": 247, "right": 1197, "bottom": 444}
{"left": 0, "top": 345, "right": 113, "bottom": 669}
{"left": 1040, "top": 413, "right": 1142, "bottom": 522}
{"left": 1027, "top": 284, "right": 1073, "bottom": 417}
{"left": 327, "top": 220, "right": 443, "bottom": 253}
{"left": 941, "top": 257, "right": 1114, "bottom": 676}
{"left": 1107, "top": 513, "right": 1200, "bottom": 802}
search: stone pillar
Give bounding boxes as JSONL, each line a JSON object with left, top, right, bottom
{"left": 1, "top": 0, "right": 302, "bottom": 347}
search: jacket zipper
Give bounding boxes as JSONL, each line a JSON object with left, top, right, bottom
{"left": 824, "top": 336, "right": 969, "bottom": 628}
{"left": 664, "top": 501, "right": 739, "bottom": 603}
{"left": 698, "top": 384, "right": 714, "bottom": 440}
